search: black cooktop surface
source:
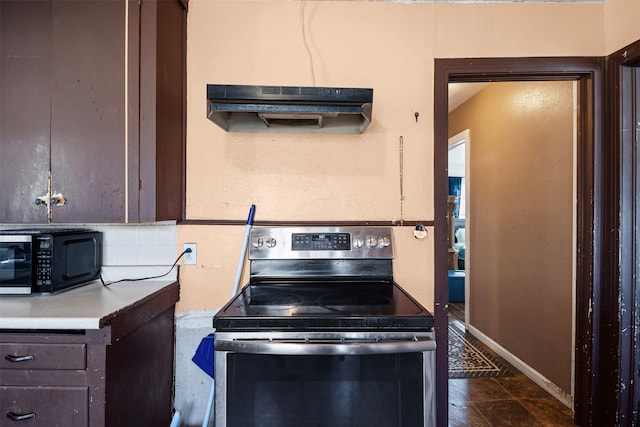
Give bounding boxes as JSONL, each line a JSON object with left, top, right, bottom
{"left": 213, "top": 280, "right": 434, "bottom": 331}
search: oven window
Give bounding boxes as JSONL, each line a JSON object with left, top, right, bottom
{"left": 226, "top": 353, "right": 425, "bottom": 427}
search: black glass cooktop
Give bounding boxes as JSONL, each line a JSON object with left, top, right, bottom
{"left": 213, "top": 281, "right": 434, "bottom": 332}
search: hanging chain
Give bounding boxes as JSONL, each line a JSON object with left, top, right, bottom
{"left": 399, "top": 136, "right": 405, "bottom": 226}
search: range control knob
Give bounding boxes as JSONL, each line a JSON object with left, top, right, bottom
{"left": 252, "top": 237, "right": 264, "bottom": 248}
{"left": 353, "top": 236, "right": 364, "bottom": 249}
{"left": 366, "top": 236, "right": 378, "bottom": 248}
{"left": 378, "top": 236, "right": 391, "bottom": 248}
{"left": 265, "top": 237, "right": 277, "bottom": 248}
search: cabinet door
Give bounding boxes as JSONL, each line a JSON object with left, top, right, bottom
{"left": 0, "top": 1, "right": 51, "bottom": 223}
{"left": 1, "top": 0, "right": 185, "bottom": 223}
{"left": 50, "top": 0, "right": 126, "bottom": 222}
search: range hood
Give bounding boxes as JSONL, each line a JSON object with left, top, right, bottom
{"left": 207, "top": 84, "right": 373, "bottom": 134}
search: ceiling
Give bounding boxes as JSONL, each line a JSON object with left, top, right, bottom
{"left": 448, "top": 82, "right": 488, "bottom": 112}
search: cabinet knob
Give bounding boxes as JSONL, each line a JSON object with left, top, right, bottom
{"left": 34, "top": 192, "right": 66, "bottom": 207}
{"left": 6, "top": 411, "right": 36, "bottom": 421}
{"left": 51, "top": 192, "right": 66, "bottom": 206}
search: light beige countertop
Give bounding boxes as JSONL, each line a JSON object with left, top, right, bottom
{"left": 0, "top": 279, "right": 178, "bottom": 330}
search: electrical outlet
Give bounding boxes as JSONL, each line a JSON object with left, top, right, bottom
{"left": 183, "top": 243, "right": 197, "bottom": 265}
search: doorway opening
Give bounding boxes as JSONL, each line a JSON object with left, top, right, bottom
{"left": 446, "top": 81, "right": 577, "bottom": 409}
{"left": 434, "top": 58, "right": 602, "bottom": 427}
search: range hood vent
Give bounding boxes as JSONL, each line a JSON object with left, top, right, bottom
{"left": 207, "top": 84, "right": 373, "bottom": 134}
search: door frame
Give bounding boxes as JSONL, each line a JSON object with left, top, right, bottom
{"left": 604, "top": 39, "right": 640, "bottom": 425}
{"left": 434, "top": 57, "right": 603, "bottom": 426}
{"left": 447, "top": 129, "right": 471, "bottom": 327}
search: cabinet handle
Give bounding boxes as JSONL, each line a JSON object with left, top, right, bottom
{"left": 4, "top": 354, "right": 35, "bottom": 363}
{"left": 6, "top": 411, "right": 36, "bottom": 421}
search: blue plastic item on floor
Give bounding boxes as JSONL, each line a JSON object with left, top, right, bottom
{"left": 170, "top": 410, "right": 181, "bottom": 427}
{"left": 192, "top": 333, "right": 214, "bottom": 378}
{"left": 193, "top": 334, "right": 215, "bottom": 427}
{"left": 448, "top": 270, "right": 465, "bottom": 302}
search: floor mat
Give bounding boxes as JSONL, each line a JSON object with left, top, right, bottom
{"left": 448, "top": 321, "right": 514, "bottom": 379}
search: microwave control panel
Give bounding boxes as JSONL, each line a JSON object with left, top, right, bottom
{"left": 35, "top": 235, "right": 53, "bottom": 286}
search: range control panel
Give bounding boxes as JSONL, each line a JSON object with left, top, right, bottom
{"left": 249, "top": 227, "right": 394, "bottom": 260}
{"left": 291, "top": 232, "right": 351, "bottom": 251}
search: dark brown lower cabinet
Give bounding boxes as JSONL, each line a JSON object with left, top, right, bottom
{"left": 0, "top": 287, "right": 178, "bottom": 426}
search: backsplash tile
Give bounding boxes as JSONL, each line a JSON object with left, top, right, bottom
{"left": 0, "top": 221, "right": 177, "bottom": 267}
{"left": 94, "top": 222, "right": 177, "bottom": 266}
{"left": 115, "top": 226, "right": 139, "bottom": 247}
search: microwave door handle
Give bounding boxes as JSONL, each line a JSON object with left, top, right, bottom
{"left": 214, "top": 338, "right": 436, "bottom": 355}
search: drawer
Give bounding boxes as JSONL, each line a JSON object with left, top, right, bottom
{"left": 1, "top": 386, "right": 88, "bottom": 426}
{"left": 1, "top": 343, "right": 86, "bottom": 370}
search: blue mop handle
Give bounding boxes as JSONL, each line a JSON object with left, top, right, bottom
{"left": 246, "top": 204, "right": 256, "bottom": 226}
{"left": 231, "top": 204, "right": 255, "bottom": 297}
{"left": 201, "top": 206, "right": 255, "bottom": 427}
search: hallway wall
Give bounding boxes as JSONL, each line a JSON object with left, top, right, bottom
{"left": 448, "top": 81, "right": 575, "bottom": 397}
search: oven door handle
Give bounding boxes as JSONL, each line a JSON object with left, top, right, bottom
{"left": 214, "top": 338, "right": 436, "bottom": 355}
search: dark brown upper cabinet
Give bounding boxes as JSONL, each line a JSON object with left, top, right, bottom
{"left": 0, "top": 0, "right": 185, "bottom": 223}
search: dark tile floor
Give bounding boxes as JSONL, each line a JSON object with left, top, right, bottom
{"left": 448, "top": 303, "right": 577, "bottom": 426}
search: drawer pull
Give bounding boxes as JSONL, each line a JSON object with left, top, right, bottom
{"left": 6, "top": 411, "right": 36, "bottom": 421}
{"left": 4, "top": 354, "right": 35, "bottom": 363}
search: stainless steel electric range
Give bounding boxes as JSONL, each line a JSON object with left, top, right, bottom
{"left": 213, "top": 227, "right": 436, "bottom": 427}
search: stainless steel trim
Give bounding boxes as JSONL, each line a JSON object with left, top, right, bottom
{"left": 0, "top": 235, "right": 31, "bottom": 243}
{"left": 0, "top": 287, "right": 31, "bottom": 295}
{"left": 423, "top": 344, "right": 437, "bottom": 426}
{"left": 249, "top": 226, "right": 394, "bottom": 260}
{"left": 214, "top": 330, "right": 433, "bottom": 341}
{"left": 214, "top": 331, "right": 435, "bottom": 356}
{"left": 214, "top": 351, "right": 228, "bottom": 427}
{"left": 215, "top": 337, "right": 435, "bottom": 355}
{"left": 213, "top": 339, "right": 437, "bottom": 427}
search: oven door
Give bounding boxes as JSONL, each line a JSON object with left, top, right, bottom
{"left": 214, "top": 331, "right": 436, "bottom": 427}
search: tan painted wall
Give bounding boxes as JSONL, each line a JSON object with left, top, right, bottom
{"left": 448, "top": 81, "right": 574, "bottom": 394}
{"left": 604, "top": 0, "right": 640, "bottom": 53}
{"left": 177, "top": 0, "right": 640, "bottom": 315}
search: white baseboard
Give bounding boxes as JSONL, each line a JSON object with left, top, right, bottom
{"left": 468, "top": 324, "right": 573, "bottom": 410}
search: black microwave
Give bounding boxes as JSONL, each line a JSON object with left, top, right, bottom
{"left": 0, "top": 229, "right": 101, "bottom": 295}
